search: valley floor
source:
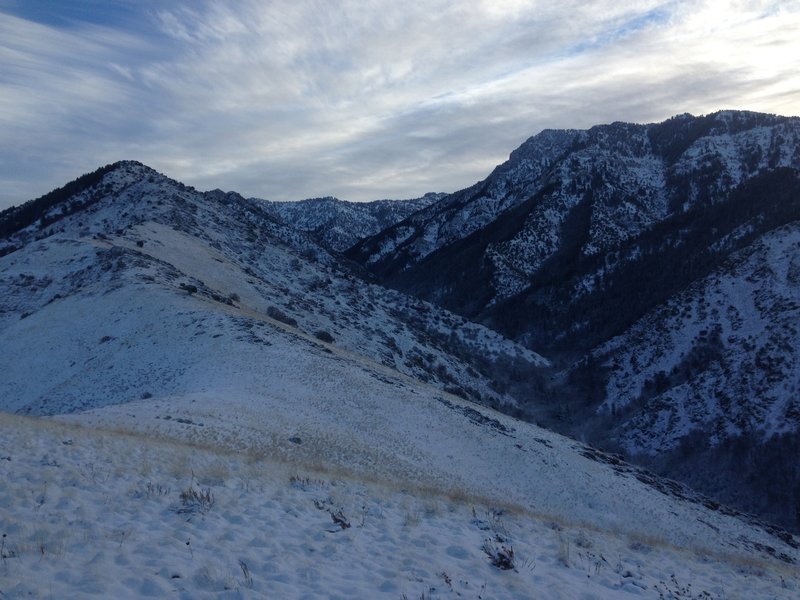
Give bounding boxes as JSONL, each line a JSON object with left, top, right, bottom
{"left": 0, "top": 414, "right": 796, "bottom": 599}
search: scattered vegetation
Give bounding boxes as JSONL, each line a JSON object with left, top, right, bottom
{"left": 313, "top": 496, "right": 352, "bottom": 531}
{"left": 473, "top": 508, "right": 517, "bottom": 570}
{"left": 238, "top": 560, "right": 253, "bottom": 588}
{"left": 654, "top": 574, "right": 721, "bottom": 599}
{"left": 131, "top": 481, "right": 171, "bottom": 499}
{"left": 0, "top": 162, "right": 121, "bottom": 238}
{"left": 1, "top": 532, "right": 16, "bottom": 564}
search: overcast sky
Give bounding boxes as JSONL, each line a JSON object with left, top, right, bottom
{"left": 1, "top": 1, "right": 798, "bottom": 209}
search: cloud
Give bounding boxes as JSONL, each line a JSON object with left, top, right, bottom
{"left": 0, "top": 0, "right": 799, "bottom": 208}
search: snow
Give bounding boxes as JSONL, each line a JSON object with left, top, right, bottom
{"left": 1, "top": 411, "right": 797, "bottom": 599}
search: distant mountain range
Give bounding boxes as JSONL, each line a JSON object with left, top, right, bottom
{"left": 260, "top": 193, "right": 443, "bottom": 251}
{"left": 1, "top": 110, "right": 798, "bottom": 536}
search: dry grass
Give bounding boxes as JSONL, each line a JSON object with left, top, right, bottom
{"left": 1, "top": 411, "right": 796, "bottom": 580}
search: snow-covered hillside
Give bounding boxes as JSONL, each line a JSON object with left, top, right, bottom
{"left": 3, "top": 412, "right": 797, "bottom": 599}
{"left": 0, "top": 161, "right": 545, "bottom": 416}
{"left": 598, "top": 222, "right": 800, "bottom": 455}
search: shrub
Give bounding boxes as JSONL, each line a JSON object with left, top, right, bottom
{"left": 314, "top": 330, "right": 334, "bottom": 343}
{"left": 267, "top": 305, "right": 297, "bottom": 327}
{"left": 177, "top": 484, "right": 214, "bottom": 514}
{"left": 483, "top": 538, "right": 515, "bottom": 570}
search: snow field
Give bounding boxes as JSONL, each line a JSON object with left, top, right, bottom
{"left": 1, "top": 413, "right": 796, "bottom": 599}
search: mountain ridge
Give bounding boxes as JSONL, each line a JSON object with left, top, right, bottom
{"left": 260, "top": 192, "right": 443, "bottom": 251}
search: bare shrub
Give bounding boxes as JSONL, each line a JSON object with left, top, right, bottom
{"left": 314, "top": 330, "right": 334, "bottom": 343}
{"left": 267, "top": 305, "right": 297, "bottom": 327}
{"left": 482, "top": 538, "right": 515, "bottom": 570}
{"left": 176, "top": 482, "right": 215, "bottom": 514}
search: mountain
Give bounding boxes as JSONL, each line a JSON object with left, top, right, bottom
{"left": 348, "top": 111, "right": 800, "bottom": 351}
{"left": 346, "top": 110, "right": 800, "bottom": 532}
{"left": 259, "top": 193, "right": 443, "bottom": 252}
{"left": 346, "top": 127, "right": 580, "bottom": 288}
{"left": 0, "top": 161, "right": 545, "bottom": 417}
{"left": 1, "top": 159, "right": 799, "bottom": 597}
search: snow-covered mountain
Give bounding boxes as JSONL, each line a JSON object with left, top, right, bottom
{"left": 0, "top": 161, "right": 544, "bottom": 416}
{"left": 349, "top": 111, "right": 800, "bottom": 346}
{"left": 259, "top": 193, "right": 442, "bottom": 252}
{"left": 574, "top": 220, "right": 800, "bottom": 530}
{"left": 2, "top": 143, "right": 799, "bottom": 596}
{"left": 597, "top": 221, "right": 800, "bottom": 455}
{"left": 346, "top": 111, "right": 800, "bottom": 533}
{"left": 346, "top": 127, "right": 580, "bottom": 280}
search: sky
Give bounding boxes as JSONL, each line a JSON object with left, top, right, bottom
{"left": 1, "top": 0, "right": 799, "bottom": 209}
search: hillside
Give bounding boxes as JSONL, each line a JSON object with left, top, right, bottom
{"left": 2, "top": 412, "right": 797, "bottom": 598}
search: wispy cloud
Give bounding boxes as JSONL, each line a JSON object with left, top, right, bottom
{"left": 1, "top": 0, "right": 799, "bottom": 208}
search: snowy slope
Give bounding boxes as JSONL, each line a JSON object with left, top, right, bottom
{"left": 545, "top": 221, "right": 800, "bottom": 532}
{"left": 53, "top": 342, "right": 800, "bottom": 567}
{"left": 2, "top": 413, "right": 797, "bottom": 599}
{"left": 597, "top": 222, "right": 800, "bottom": 455}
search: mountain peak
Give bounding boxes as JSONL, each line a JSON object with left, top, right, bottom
{"left": 0, "top": 160, "right": 189, "bottom": 255}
